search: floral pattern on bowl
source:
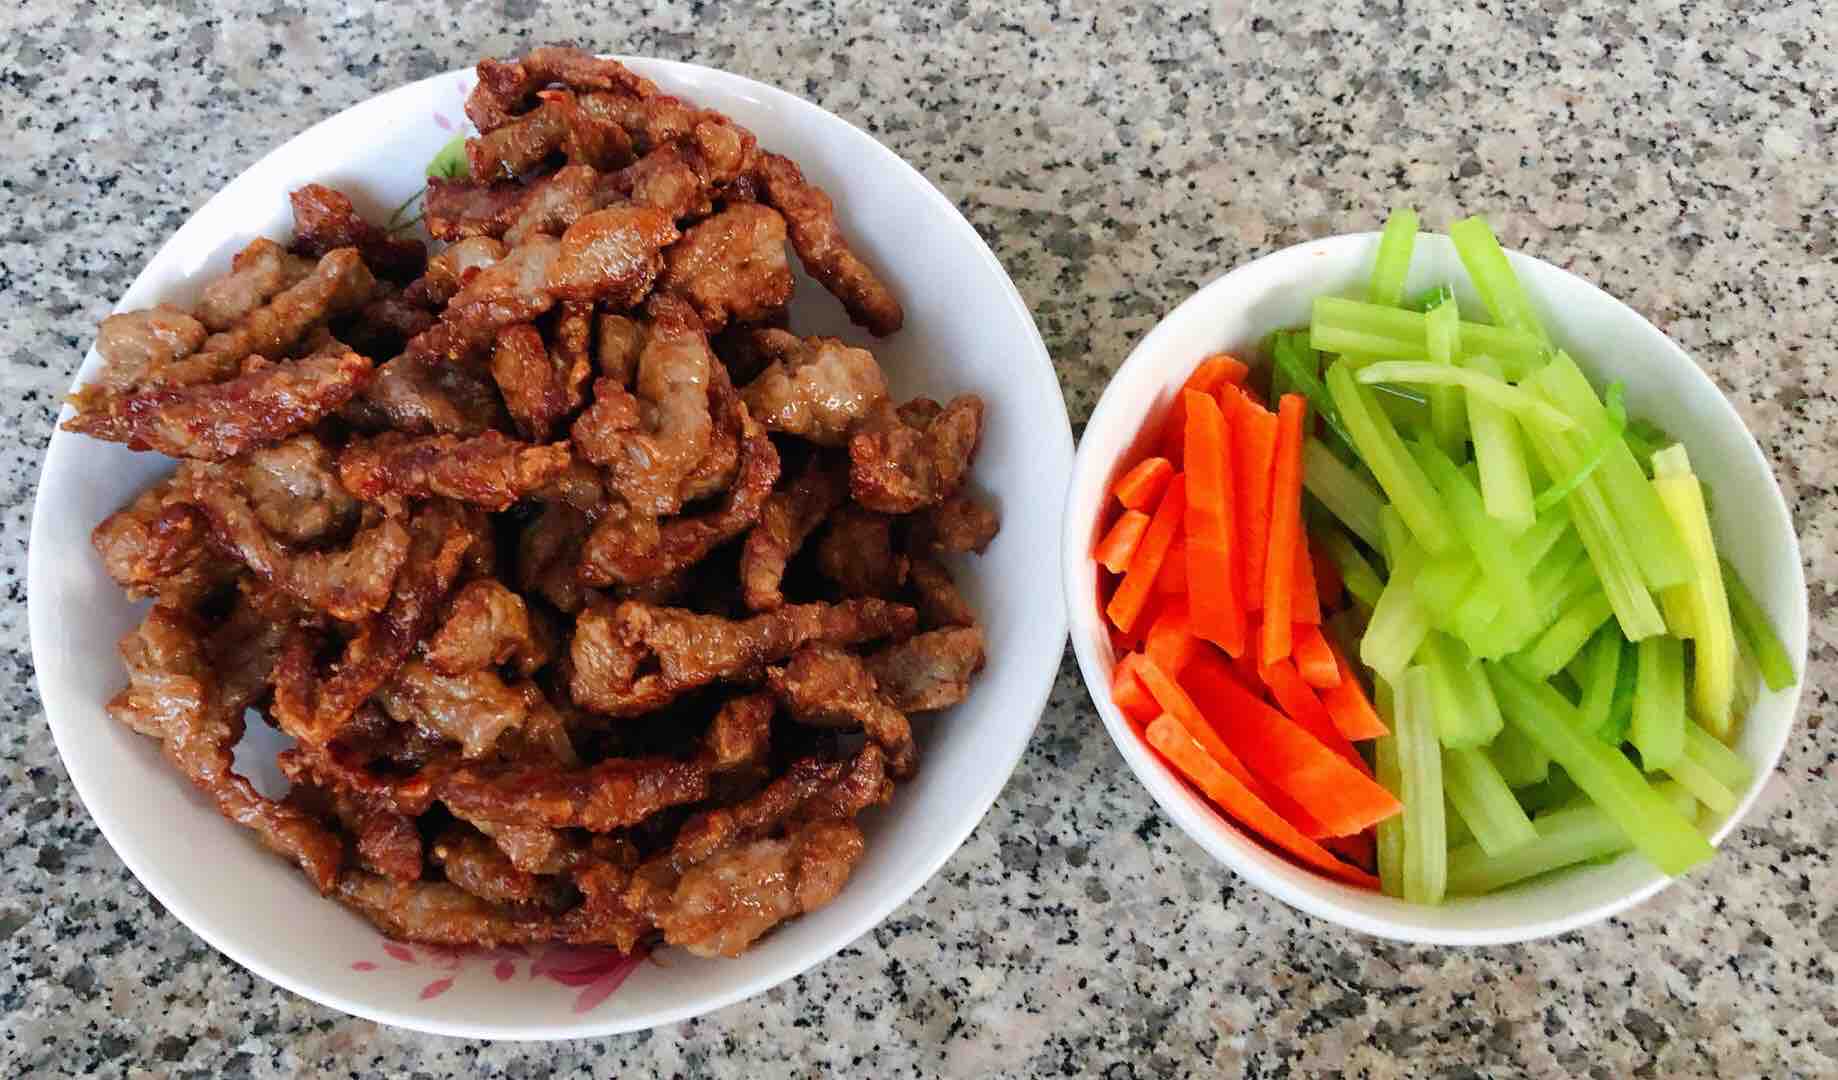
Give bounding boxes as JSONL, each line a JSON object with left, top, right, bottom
{"left": 352, "top": 939, "right": 651, "bottom": 1014}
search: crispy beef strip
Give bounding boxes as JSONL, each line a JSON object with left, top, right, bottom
{"left": 238, "top": 433, "right": 361, "bottom": 545}
{"left": 516, "top": 502, "right": 594, "bottom": 614}
{"left": 194, "top": 238, "right": 317, "bottom": 333}
{"left": 424, "top": 177, "right": 529, "bottom": 243}
{"left": 335, "top": 872, "right": 559, "bottom": 946}
{"left": 504, "top": 165, "right": 603, "bottom": 246}
{"left": 703, "top": 692, "right": 776, "bottom": 774}
{"left": 738, "top": 329, "right": 889, "bottom": 447}
{"left": 864, "top": 626, "right": 986, "bottom": 713}
{"left": 652, "top": 819, "right": 865, "bottom": 958}
{"left": 911, "top": 491, "right": 1000, "bottom": 555}
{"left": 466, "top": 47, "right": 658, "bottom": 134}
{"left": 816, "top": 506, "right": 908, "bottom": 599}
{"left": 437, "top": 754, "right": 710, "bottom": 831}
{"left": 657, "top": 204, "right": 792, "bottom": 332}
{"left": 343, "top": 354, "right": 508, "bottom": 437}
{"left": 91, "top": 306, "right": 209, "bottom": 392}
{"left": 768, "top": 646, "right": 916, "bottom": 778}
{"left": 596, "top": 311, "right": 645, "bottom": 387}
{"left": 740, "top": 456, "right": 848, "bottom": 612}
{"left": 288, "top": 183, "right": 427, "bottom": 282}
{"left": 425, "top": 578, "right": 546, "bottom": 677}
{"left": 65, "top": 343, "right": 374, "bottom": 462}
{"left": 403, "top": 236, "right": 561, "bottom": 365}
{"left": 568, "top": 597, "right": 916, "bottom": 716}
{"left": 848, "top": 394, "right": 985, "bottom": 513}
{"left": 338, "top": 430, "right": 570, "bottom": 513}
{"left": 430, "top": 824, "right": 572, "bottom": 906}
{"left": 906, "top": 556, "right": 978, "bottom": 630}
{"left": 547, "top": 204, "right": 679, "bottom": 304}
{"left": 342, "top": 287, "right": 439, "bottom": 358}
{"left": 375, "top": 660, "right": 532, "bottom": 760}
{"left": 489, "top": 319, "right": 584, "bottom": 443}
{"left": 286, "top": 779, "right": 424, "bottom": 883}
{"left": 466, "top": 91, "right": 634, "bottom": 181}
{"left": 91, "top": 478, "right": 239, "bottom": 607}
{"left": 588, "top": 97, "right": 758, "bottom": 222}
{"left": 754, "top": 152, "right": 902, "bottom": 337}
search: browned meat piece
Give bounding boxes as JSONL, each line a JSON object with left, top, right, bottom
{"left": 504, "top": 164, "right": 604, "bottom": 245}
{"left": 665, "top": 744, "right": 891, "bottom": 873}
{"left": 755, "top": 152, "right": 902, "bottom": 337}
{"left": 570, "top": 298, "right": 713, "bottom": 515}
{"left": 768, "top": 646, "right": 916, "bottom": 777}
{"left": 406, "top": 236, "right": 510, "bottom": 308}
{"left": 864, "top": 626, "right": 986, "bottom": 712}
{"left": 290, "top": 781, "right": 424, "bottom": 883}
{"left": 708, "top": 309, "right": 791, "bottom": 386}
{"left": 436, "top": 754, "right": 710, "bottom": 831}
{"left": 91, "top": 306, "right": 208, "bottom": 392}
{"left": 651, "top": 819, "right": 865, "bottom": 958}
{"left": 848, "top": 394, "right": 984, "bottom": 513}
{"left": 64, "top": 344, "right": 374, "bottom": 461}
{"left": 577, "top": 389, "right": 779, "bottom": 586}
{"left": 489, "top": 313, "right": 590, "bottom": 443}
{"left": 195, "top": 238, "right": 317, "bottom": 333}
{"left": 91, "top": 479, "right": 238, "bottom": 606}
{"left": 288, "top": 183, "right": 427, "bottom": 282}
{"left": 587, "top": 97, "right": 757, "bottom": 222}
{"left": 158, "top": 248, "right": 377, "bottom": 390}
{"left": 907, "top": 556, "right": 977, "bottom": 630}
{"left": 658, "top": 204, "right": 793, "bottom": 331}
{"left": 466, "top": 91, "right": 634, "bottom": 180}
{"left": 376, "top": 660, "right": 531, "bottom": 759}
{"left": 912, "top": 492, "right": 1000, "bottom": 555}
{"left": 816, "top": 506, "right": 908, "bottom": 599}
{"left": 431, "top": 825, "right": 568, "bottom": 905}
{"left": 466, "top": 47, "right": 658, "bottom": 134}
{"left": 596, "top": 312, "right": 644, "bottom": 387}
{"left": 425, "top": 579, "right": 546, "bottom": 677}
{"left": 338, "top": 430, "right": 569, "bottom": 513}
{"left": 342, "top": 288, "right": 439, "bottom": 359}
{"left": 738, "top": 330, "right": 888, "bottom": 447}
{"left": 516, "top": 503, "right": 592, "bottom": 614}
{"left": 404, "top": 236, "right": 562, "bottom": 365}
{"left": 741, "top": 456, "right": 847, "bottom": 612}
{"left": 344, "top": 355, "right": 507, "bottom": 437}
{"left": 180, "top": 463, "right": 410, "bottom": 620}
{"left": 335, "top": 872, "right": 555, "bottom": 946}
{"left": 703, "top": 692, "right": 776, "bottom": 773}
{"left": 238, "top": 434, "right": 360, "bottom": 545}
{"left": 425, "top": 177, "right": 530, "bottom": 243}
{"left": 569, "top": 597, "right": 916, "bottom": 715}
{"left": 472, "top": 820, "right": 576, "bottom": 875}
{"left": 547, "top": 205, "right": 678, "bottom": 305}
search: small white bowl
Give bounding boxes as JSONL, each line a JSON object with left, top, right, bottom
{"left": 28, "top": 58, "right": 1072, "bottom": 1037}
{"left": 1062, "top": 231, "right": 1808, "bottom": 945}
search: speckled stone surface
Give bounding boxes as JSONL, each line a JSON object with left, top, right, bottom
{"left": 4, "top": 1, "right": 1835, "bottom": 1075}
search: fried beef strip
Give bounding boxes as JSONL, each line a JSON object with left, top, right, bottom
{"left": 816, "top": 506, "right": 908, "bottom": 599}
{"left": 194, "top": 238, "right": 317, "bottom": 333}
{"left": 437, "top": 754, "right": 710, "bottom": 831}
{"left": 425, "top": 578, "right": 547, "bottom": 677}
{"left": 288, "top": 183, "right": 427, "bottom": 282}
{"left": 91, "top": 306, "right": 209, "bottom": 392}
{"left": 335, "top": 873, "right": 558, "bottom": 946}
{"left": 375, "top": 660, "right": 531, "bottom": 760}
{"left": 768, "top": 646, "right": 917, "bottom": 778}
{"left": 740, "top": 456, "right": 847, "bottom": 612}
{"left": 344, "top": 354, "right": 508, "bottom": 436}
{"left": 906, "top": 556, "right": 978, "bottom": 630}
{"left": 466, "top": 47, "right": 658, "bottom": 134}
{"left": 848, "top": 394, "right": 985, "bottom": 513}
{"left": 656, "top": 204, "right": 793, "bottom": 331}
{"left": 737, "top": 329, "right": 889, "bottom": 448}
{"left": 754, "top": 152, "right": 902, "bottom": 336}
{"left": 338, "top": 430, "right": 570, "bottom": 512}
{"left": 431, "top": 824, "right": 572, "bottom": 906}
{"left": 424, "top": 177, "right": 530, "bottom": 243}
{"left": 237, "top": 433, "right": 362, "bottom": 545}
{"left": 91, "top": 478, "right": 239, "bottom": 607}
{"left": 864, "top": 627, "right": 986, "bottom": 713}
{"left": 516, "top": 503, "right": 593, "bottom": 614}
{"left": 912, "top": 492, "right": 1000, "bottom": 555}
{"left": 466, "top": 91, "right": 634, "bottom": 180}
{"left": 490, "top": 315, "right": 590, "bottom": 442}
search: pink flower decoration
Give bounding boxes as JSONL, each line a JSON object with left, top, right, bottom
{"left": 419, "top": 977, "right": 455, "bottom": 1000}
{"left": 494, "top": 958, "right": 517, "bottom": 982}
{"left": 350, "top": 961, "right": 378, "bottom": 972}
{"left": 382, "top": 942, "right": 416, "bottom": 964}
{"left": 351, "top": 936, "right": 647, "bottom": 1013}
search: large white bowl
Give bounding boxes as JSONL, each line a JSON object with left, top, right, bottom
{"left": 28, "top": 59, "right": 1072, "bottom": 1037}
{"left": 1062, "top": 232, "right": 1807, "bottom": 945}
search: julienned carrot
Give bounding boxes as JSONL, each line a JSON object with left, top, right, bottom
{"left": 1291, "top": 529, "right": 1322, "bottom": 625}
{"left": 1230, "top": 636, "right": 1266, "bottom": 697}
{"left": 1319, "top": 639, "right": 1390, "bottom": 740}
{"left": 1145, "top": 602, "right": 1202, "bottom": 677}
{"left": 1106, "top": 477, "right": 1186, "bottom": 634}
{"left": 1261, "top": 394, "right": 1309, "bottom": 661}
{"left": 1182, "top": 390, "right": 1246, "bottom": 657}
{"left": 1144, "top": 715, "right": 1380, "bottom": 889}
{"left": 1223, "top": 386, "right": 1279, "bottom": 614}
{"left": 1095, "top": 509, "right": 1151, "bottom": 574}
{"left": 1155, "top": 539, "right": 1189, "bottom": 594}
{"left": 1113, "top": 456, "right": 1175, "bottom": 511}
{"left": 1111, "top": 653, "right": 1160, "bottom": 725}
{"left": 1259, "top": 658, "right": 1368, "bottom": 776}
{"left": 1183, "top": 651, "right": 1402, "bottom": 836}
{"left": 1188, "top": 353, "right": 1251, "bottom": 393}
{"left": 1323, "top": 829, "right": 1377, "bottom": 873}
{"left": 1293, "top": 623, "right": 1342, "bottom": 689}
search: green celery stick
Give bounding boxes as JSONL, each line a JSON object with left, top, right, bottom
{"left": 1424, "top": 298, "right": 1468, "bottom": 457}
{"left": 1650, "top": 445, "right": 1737, "bottom": 736}
{"left": 1369, "top": 208, "right": 1420, "bottom": 306}
{"left": 1511, "top": 765, "right": 1580, "bottom": 815}
{"left": 1362, "top": 531, "right": 1432, "bottom": 684}
{"left": 1318, "top": 528, "right": 1385, "bottom": 608}
{"left": 1448, "top": 215, "right": 1550, "bottom": 345}
{"left": 1374, "top": 683, "right": 1406, "bottom": 899}
{"left": 1486, "top": 664, "right": 1714, "bottom": 876}
{"left": 1310, "top": 297, "right": 1548, "bottom": 373}
{"left": 1513, "top": 591, "right": 1615, "bottom": 681}
{"left": 1621, "top": 418, "right": 1672, "bottom": 475}
{"left": 1446, "top": 511, "right": 1573, "bottom": 646}
{"left": 1396, "top": 666, "right": 1448, "bottom": 904}
{"left": 1682, "top": 722, "right": 1752, "bottom": 792}
{"left": 1599, "top": 640, "right": 1638, "bottom": 745}
{"left": 1276, "top": 336, "right": 1358, "bottom": 452}
{"left": 1574, "top": 626, "right": 1624, "bottom": 735}
{"left": 1529, "top": 356, "right": 1691, "bottom": 590}
{"left": 1444, "top": 746, "right": 1538, "bottom": 856}
{"left": 1533, "top": 382, "right": 1627, "bottom": 514}
{"left": 1720, "top": 559, "right": 1795, "bottom": 691}
{"left": 1457, "top": 535, "right": 1585, "bottom": 659}
{"left": 1358, "top": 362, "right": 1577, "bottom": 433}
{"left": 1463, "top": 354, "right": 1536, "bottom": 534}
{"left": 1327, "top": 360, "right": 1457, "bottom": 555}
{"left": 1379, "top": 505, "right": 1412, "bottom": 569}
{"left": 1663, "top": 755, "right": 1738, "bottom": 816}
{"left": 1420, "top": 632, "right": 1504, "bottom": 748}
{"left": 1448, "top": 783, "right": 1697, "bottom": 895}
{"left": 1487, "top": 715, "right": 1551, "bottom": 787}
{"left": 1730, "top": 629, "right": 1762, "bottom": 723}
{"left": 1445, "top": 795, "right": 1475, "bottom": 847}
{"left": 1512, "top": 506, "right": 1576, "bottom": 575}
{"left": 1461, "top": 323, "right": 1549, "bottom": 381}
{"left": 1632, "top": 634, "right": 1686, "bottom": 770}
{"left": 1406, "top": 284, "right": 1455, "bottom": 313}
{"left": 1302, "top": 437, "right": 1385, "bottom": 550}
{"left": 1374, "top": 383, "right": 1434, "bottom": 430}
{"left": 1517, "top": 402, "right": 1667, "bottom": 640}
{"left": 1418, "top": 556, "right": 1480, "bottom": 618}
{"left": 1413, "top": 442, "right": 1539, "bottom": 637}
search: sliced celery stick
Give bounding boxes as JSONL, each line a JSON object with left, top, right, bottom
{"left": 1512, "top": 765, "right": 1580, "bottom": 815}
{"left": 1378, "top": 505, "right": 1412, "bottom": 570}
{"left": 1369, "top": 209, "right": 1419, "bottom": 306}
{"left": 1518, "top": 407, "right": 1667, "bottom": 640}
{"left": 1486, "top": 664, "right": 1714, "bottom": 875}
{"left": 1463, "top": 354, "right": 1535, "bottom": 533}
{"left": 1424, "top": 298, "right": 1468, "bottom": 456}
{"left": 1274, "top": 334, "right": 1356, "bottom": 451}
{"left": 1682, "top": 722, "right": 1752, "bottom": 792}
{"left": 1533, "top": 382, "right": 1627, "bottom": 514}
{"left": 1310, "top": 297, "right": 1548, "bottom": 372}
{"left": 1362, "top": 533, "right": 1432, "bottom": 684}
{"left": 1396, "top": 666, "right": 1448, "bottom": 905}
{"left": 1529, "top": 356, "right": 1691, "bottom": 590}
{"left": 1445, "top": 746, "right": 1538, "bottom": 856}
{"left": 1445, "top": 794, "right": 1475, "bottom": 847}
{"left": 1418, "top": 557, "right": 1480, "bottom": 617}
{"left": 1357, "top": 362, "right": 1577, "bottom": 433}
{"left": 1487, "top": 714, "right": 1551, "bottom": 788}
{"left": 1420, "top": 633, "right": 1482, "bottom": 747}
{"left": 1513, "top": 507, "right": 1575, "bottom": 577}
{"left": 1413, "top": 442, "right": 1539, "bottom": 634}
{"left": 1650, "top": 445, "right": 1737, "bottom": 736}
{"left": 1663, "top": 755, "right": 1738, "bottom": 816}
{"left": 1632, "top": 634, "right": 1686, "bottom": 771}
{"left": 1328, "top": 360, "right": 1457, "bottom": 555}
{"left": 1448, "top": 783, "right": 1697, "bottom": 895}
{"left": 1731, "top": 628, "right": 1762, "bottom": 723}
{"left": 1513, "top": 591, "right": 1615, "bottom": 681}
{"left": 1302, "top": 437, "right": 1385, "bottom": 550}
{"left": 1374, "top": 684, "right": 1405, "bottom": 898}
{"left": 1318, "top": 528, "right": 1385, "bottom": 608}
{"left": 1407, "top": 284, "right": 1455, "bottom": 313}
{"left": 1575, "top": 626, "right": 1623, "bottom": 736}
{"left": 1721, "top": 559, "right": 1795, "bottom": 691}
{"left": 1448, "top": 215, "right": 1550, "bottom": 345}
{"left": 1600, "top": 640, "right": 1638, "bottom": 745}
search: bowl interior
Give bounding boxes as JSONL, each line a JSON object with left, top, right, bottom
{"left": 1063, "top": 232, "right": 1807, "bottom": 945}
{"left": 28, "top": 58, "right": 1072, "bottom": 1037}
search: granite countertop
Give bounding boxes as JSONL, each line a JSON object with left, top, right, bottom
{"left": 4, "top": 2, "right": 1834, "bottom": 1075}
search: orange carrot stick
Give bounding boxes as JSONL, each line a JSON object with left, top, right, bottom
{"left": 1258, "top": 658, "right": 1368, "bottom": 775}
{"left": 1155, "top": 539, "right": 1189, "bottom": 594}
{"left": 1293, "top": 623, "right": 1342, "bottom": 689}
{"left": 1144, "top": 715, "right": 1379, "bottom": 889}
{"left": 1223, "top": 387, "right": 1279, "bottom": 614}
{"left": 1106, "top": 477, "right": 1185, "bottom": 635}
{"left": 1181, "top": 390, "right": 1246, "bottom": 657}
{"left": 1095, "top": 509, "right": 1151, "bottom": 574}
{"left": 1186, "top": 353, "right": 1250, "bottom": 394}
{"left": 1319, "top": 639, "right": 1390, "bottom": 740}
{"left": 1113, "top": 456, "right": 1175, "bottom": 511}
{"left": 1260, "top": 394, "right": 1308, "bottom": 662}
{"left": 1182, "top": 651, "right": 1400, "bottom": 836}
{"left": 1144, "top": 602, "right": 1202, "bottom": 677}
{"left": 1111, "top": 653, "right": 1160, "bottom": 725}
{"left": 1291, "top": 529, "right": 1322, "bottom": 625}
{"left": 1322, "top": 829, "right": 1377, "bottom": 873}
{"left": 1310, "top": 538, "right": 1344, "bottom": 610}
